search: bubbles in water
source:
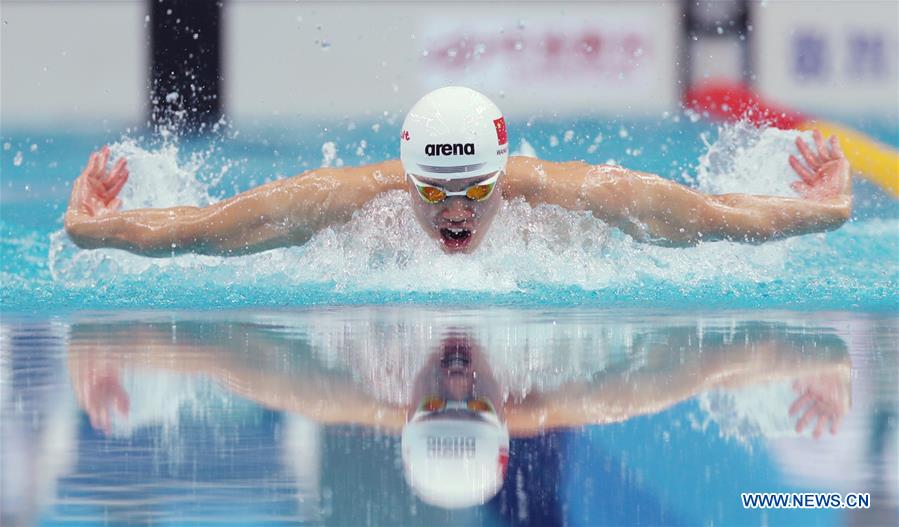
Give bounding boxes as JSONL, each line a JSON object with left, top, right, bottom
{"left": 13, "top": 151, "right": 23, "bottom": 166}
{"left": 512, "top": 138, "right": 537, "bottom": 158}
{"left": 320, "top": 142, "right": 337, "bottom": 167}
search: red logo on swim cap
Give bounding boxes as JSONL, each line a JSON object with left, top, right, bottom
{"left": 401, "top": 130, "right": 411, "bottom": 141}
{"left": 493, "top": 117, "right": 507, "bottom": 146}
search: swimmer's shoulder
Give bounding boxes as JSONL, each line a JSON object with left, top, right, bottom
{"left": 284, "top": 159, "right": 407, "bottom": 195}
{"left": 504, "top": 156, "right": 631, "bottom": 198}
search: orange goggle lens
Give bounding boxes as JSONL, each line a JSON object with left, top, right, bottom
{"left": 465, "top": 182, "right": 497, "bottom": 201}
{"left": 420, "top": 396, "right": 446, "bottom": 412}
{"left": 416, "top": 186, "right": 447, "bottom": 203}
{"left": 418, "top": 396, "right": 496, "bottom": 414}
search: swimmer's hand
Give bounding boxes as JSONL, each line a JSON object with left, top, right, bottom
{"left": 67, "top": 146, "right": 129, "bottom": 217}
{"left": 71, "top": 356, "right": 130, "bottom": 436}
{"left": 789, "top": 372, "right": 850, "bottom": 439}
{"left": 64, "top": 146, "right": 129, "bottom": 246}
{"left": 789, "top": 130, "right": 851, "bottom": 207}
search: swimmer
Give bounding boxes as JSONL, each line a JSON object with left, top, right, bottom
{"left": 65, "top": 86, "right": 852, "bottom": 255}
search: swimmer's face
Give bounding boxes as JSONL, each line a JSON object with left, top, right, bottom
{"left": 406, "top": 171, "right": 504, "bottom": 254}
{"left": 409, "top": 333, "right": 504, "bottom": 421}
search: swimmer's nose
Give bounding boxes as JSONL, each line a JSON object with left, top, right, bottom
{"left": 440, "top": 197, "right": 475, "bottom": 221}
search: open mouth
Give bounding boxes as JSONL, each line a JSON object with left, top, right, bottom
{"left": 439, "top": 227, "right": 473, "bottom": 250}
{"left": 441, "top": 348, "right": 472, "bottom": 372}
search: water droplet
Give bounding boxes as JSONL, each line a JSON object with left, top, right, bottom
{"left": 13, "top": 151, "right": 24, "bottom": 166}
{"left": 192, "top": 33, "right": 199, "bottom": 40}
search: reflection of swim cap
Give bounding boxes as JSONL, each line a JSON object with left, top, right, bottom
{"left": 401, "top": 415, "right": 510, "bottom": 509}
{"left": 400, "top": 87, "right": 509, "bottom": 180}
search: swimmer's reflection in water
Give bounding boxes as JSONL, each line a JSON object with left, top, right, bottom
{"left": 66, "top": 318, "right": 852, "bottom": 509}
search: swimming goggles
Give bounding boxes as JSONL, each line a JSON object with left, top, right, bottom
{"left": 407, "top": 172, "right": 501, "bottom": 204}
{"left": 417, "top": 395, "right": 496, "bottom": 414}
{"left": 411, "top": 395, "right": 502, "bottom": 427}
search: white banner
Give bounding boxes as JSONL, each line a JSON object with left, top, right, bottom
{"left": 225, "top": 2, "right": 679, "bottom": 121}
{"left": 753, "top": 1, "right": 898, "bottom": 119}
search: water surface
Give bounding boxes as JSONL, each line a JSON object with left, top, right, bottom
{"left": 2, "top": 307, "right": 895, "bottom": 526}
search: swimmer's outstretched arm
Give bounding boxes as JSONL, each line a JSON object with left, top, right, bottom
{"left": 505, "top": 330, "right": 850, "bottom": 435}
{"left": 64, "top": 146, "right": 406, "bottom": 256}
{"left": 68, "top": 322, "right": 408, "bottom": 433}
{"left": 504, "top": 131, "right": 851, "bottom": 246}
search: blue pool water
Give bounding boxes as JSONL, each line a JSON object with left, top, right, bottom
{"left": 1, "top": 117, "right": 897, "bottom": 526}
{"left": 1, "top": 307, "right": 896, "bottom": 526}
{"left": 1, "top": 117, "right": 897, "bottom": 312}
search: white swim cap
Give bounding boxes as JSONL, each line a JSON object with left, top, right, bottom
{"left": 400, "top": 87, "right": 509, "bottom": 180}
{"left": 401, "top": 414, "right": 510, "bottom": 509}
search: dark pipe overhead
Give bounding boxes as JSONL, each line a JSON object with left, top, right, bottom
{"left": 149, "top": 0, "right": 223, "bottom": 133}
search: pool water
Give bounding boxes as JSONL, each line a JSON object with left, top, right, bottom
{"left": 1, "top": 117, "right": 897, "bottom": 526}
{"left": 1, "top": 118, "right": 897, "bottom": 311}
{"left": 1, "top": 307, "right": 896, "bottom": 526}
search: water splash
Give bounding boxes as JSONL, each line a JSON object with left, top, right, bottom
{"left": 47, "top": 125, "right": 833, "bottom": 298}
{"left": 699, "top": 381, "right": 801, "bottom": 447}
{"left": 696, "top": 120, "right": 806, "bottom": 196}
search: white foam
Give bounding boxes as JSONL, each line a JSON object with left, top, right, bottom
{"left": 699, "top": 381, "right": 801, "bottom": 446}
{"left": 50, "top": 127, "right": 808, "bottom": 291}
{"left": 696, "top": 121, "right": 807, "bottom": 197}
